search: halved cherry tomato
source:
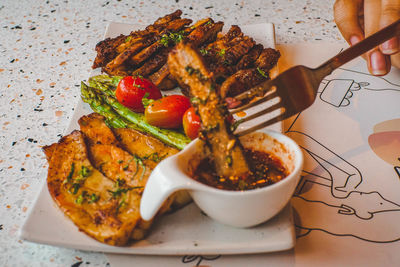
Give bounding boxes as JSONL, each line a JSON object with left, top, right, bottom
{"left": 115, "top": 76, "right": 162, "bottom": 112}
{"left": 183, "top": 107, "right": 201, "bottom": 140}
{"left": 145, "top": 95, "right": 191, "bottom": 129}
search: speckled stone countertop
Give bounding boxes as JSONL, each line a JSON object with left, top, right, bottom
{"left": 0, "top": 0, "right": 340, "bottom": 266}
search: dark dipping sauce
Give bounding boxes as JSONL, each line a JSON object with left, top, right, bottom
{"left": 192, "top": 149, "right": 289, "bottom": 191}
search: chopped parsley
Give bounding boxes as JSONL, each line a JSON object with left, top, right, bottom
{"left": 160, "top": 30, "right": 185, "bottom": 47}
{"left": 217, "top": 49, "right": 226, "bottom": 57}
{"left": 257, "top": 67, "right": 268, "bottom": 78}
{"left": 66, "top": 163, "right": 75, "bottom": 182}
{"left": 75, "top": 191, "right": 99, "bottom": 205}
{"left": 185, "top": 65, "right": 195, "bottom": 75}
{"left": 66, "top": 165, "right": 92, "bottom": 195}
{"left": 79, "top": 166, "right": 91, "bottom": 177}
{"left": 199, "top": 48, "right": 208, "bottom": 55}
{"left": 144, "top": 152, "right": 165, "bottom": 163}
{"left": 184, "top": 65, "right": 208, "bottom": 82}
{"left": 125, "top": 36, "right": 132, "bottom": 42}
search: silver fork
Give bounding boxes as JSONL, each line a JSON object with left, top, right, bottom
{"left": 231, "top": 19, "right": 400, "bottom": 136}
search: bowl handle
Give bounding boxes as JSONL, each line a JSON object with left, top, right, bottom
{"left": 140, "top": 157, "right": 191, "bottom": 221}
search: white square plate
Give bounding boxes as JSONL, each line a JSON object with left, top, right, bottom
{"left": 20, "top": 22, "right": 294, "bottom": 255}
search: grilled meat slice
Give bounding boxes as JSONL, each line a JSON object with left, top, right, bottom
{"left": 255, "top": 47, "right": 281, "bottom": 71}
{"left": 220, "top": 68, "right": 266, "bottom": 98}
{"left": 236, "top": 44, "right": 263, "bottom": 70}
{"left": 151, "top": 9, "right": 182, "bottom": 27}
{"left": 78, "top": 114, "right": 188, "bottom": 240}
{"left": 78, "top": 113, "right": 119, "bottom": 146}
{"left": 129, "top": 18, "right": 192, "bottom": 66}
{"left": 93, "top": 10, "right": 184, "bottom": 71}
{"left": 93, "top": 34, "right": 127, "bottom": 69}
{"left": 168, "top": 42, "right": 251, "bottom": 179}
{"left": 113, "top": 127, "right": 179, "bottom": 169}
{"left": 45, "top": 130, "right": 142, "bottom": 246}
{"left": 186, "top": 21, "right": 224, "bottom": 47}
{"left": 105, "top": 34, "right": 157, "bottom": 74}
{"left": 219, "top": 47, "right": 280, "bottom": 98}
{"left": 164, "top": 21, "right": 224, "bottom": 93}
{"left": 88, "top": 144, "right": 150, "bottom": 191}
{"left": 131, "top": 48, "right": 169, "bottom": 77}
{"left": 146, "top": 18, "right": 218, "bottom": 89}
{"left": 223, "top": 36, "right": 256, "bottom": 66}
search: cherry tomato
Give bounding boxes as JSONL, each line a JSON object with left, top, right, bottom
{"left": 115, "top": 76, "right": 162, "bottom": 112}
{"left": 145, "top": 95, "right": 191, "bottom": 129}
{"left": 183, "top": 107, "right": 201, "bottom": 140}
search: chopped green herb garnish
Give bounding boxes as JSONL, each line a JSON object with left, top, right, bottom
{"left": 199, "top": 48, "right": 208, "bottom": 55}
{"left": 160, "top": 30, "right": 186, "bottom": 47}
{"left": 160, "top": 34, "right": 169, "bottom": 47}
{"left": 70, "top": 183, "right": 81, "bottom": 195}
{"left": 67, "top": 163, "right": 75, "bottom": 181}
{"left": 185, "top": 65, "right": 195, "bottom": 75}
{"left": 122, "top": 157, "right": 135, "bottom": 171}
{"left": 217, "top": 49, "right": 226, "bottom": 57}
{"left": 79, "top": 166, "right": 91, "bottom": 178}
{"left": 185, "top": 66, "right": 208, "bottom": 82}
{"left": 257, "top": 67, "right": 268, "bottom": 78}
{"left": 190, "top": 96, "right": 207, "bottom": 105}
{"left": 89, "top": 193, "right": 100, "bottom": 204}
{"left": 136, "top": 157, "right": 146, "bottom": 181}
{"left": 144, "top": 152, "right": 165, "bottom": 163}
{"left": 75, "top": 194, "right": 84, "bottom": 204}
{"left": 125, "top": 36, "right": 132, "bottom": 42}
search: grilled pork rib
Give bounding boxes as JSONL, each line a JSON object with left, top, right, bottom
{"left": 168, "top": 42, "right": 251, "bottom": 179}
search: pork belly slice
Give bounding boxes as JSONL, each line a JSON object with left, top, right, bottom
{"left": 168, "top": 42, "right": 251, "bottom": 179}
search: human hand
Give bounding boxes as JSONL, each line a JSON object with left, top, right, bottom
{"left": 334, "top": 0, "right": 400, "bottom": 76}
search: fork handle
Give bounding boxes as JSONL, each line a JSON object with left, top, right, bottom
{"left": 315, "top": 19, "right": 400, "bottom": 77}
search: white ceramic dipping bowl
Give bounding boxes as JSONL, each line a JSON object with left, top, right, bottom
{"left": 140, "top": 130, "right": 303, "bottom": 228}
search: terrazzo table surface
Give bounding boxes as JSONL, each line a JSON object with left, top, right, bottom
{"left": 0, "top": 0, "right": 340, "bottom": 266}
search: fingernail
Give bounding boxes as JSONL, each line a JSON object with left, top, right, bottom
{"left": 369, "top": 51, "right": 388, "bottom": 75}
{"left": 350, "top": 35, "right": 361, "bottom": 46}
{"left": 381, "top": 37, "right": 399, "bottom": 54}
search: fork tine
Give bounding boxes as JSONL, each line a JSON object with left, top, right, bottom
{"left": 237, "top": 101, "right": 282, "bottom": 124}
{"left": 230, "top": 90, "right": 278, "bottom": 114}
{"left": 235, "top": 112, "right": 288, "bottom": 137}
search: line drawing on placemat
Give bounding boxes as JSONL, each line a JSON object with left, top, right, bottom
{"left": 286, "top": 65, "right": 400, "bottom": 243}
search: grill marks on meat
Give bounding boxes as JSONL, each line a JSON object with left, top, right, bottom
{"left": 220, "top": 47, "right": 281, "bottom": 98}
{"left": 168, "top": 43, "right": 251, "bottom": 179}
{"left": 92, "top": 10, "right": 280, "bottom": 98}
{"left": 44, "top": 130, "right": 141, "bottom": 246}
{"left": 44, "top": 113, "right": 189, "bottom": 245}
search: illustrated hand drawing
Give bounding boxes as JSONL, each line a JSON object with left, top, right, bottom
{"left": 286, "top": 60, "right": 400, "bottom": 243}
